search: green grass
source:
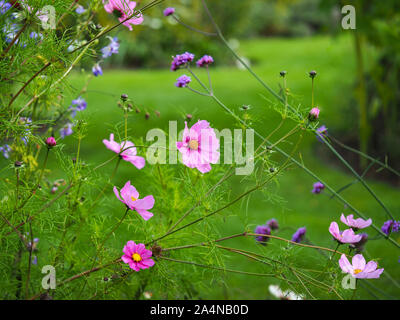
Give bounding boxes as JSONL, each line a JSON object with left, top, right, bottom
{"left": 31, "top": 35, "right": 400, "bottom": 299}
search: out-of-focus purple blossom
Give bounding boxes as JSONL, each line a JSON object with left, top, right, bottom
{"left": 312, "top": 181, "right": 324, "bottom": 194}
{"left": 60, "top": 123, "right": 74, "bottom": 139}
{"left": 316, "top": 125, "right": 328, "bottom": 142}
{"left": 29, "top": 31, "right": 43, "bottom": 41}
{"left": 291, "top": 227, "right": 306, "bottom": 243}
{"left": 32, "top": 256, "right": 37, "bottom": 265}
{"left": 67, "top": 40, "right": 80, "bottom": 52}
{"left": 0, "top": 144, "right": 11, "bottom": 158}
{"left": 266, "top": 218, "right": 279, "bottom": 230}
{"left": 175, "top": 75, "right": 191, "bottom": 88}
{"left": 101, "top": 37, "right": 119, "bottom": 58}
{"left": 0, "top": 1, "right": 11, "bottom": 14}
{"left": 19, "top": 117, "right": 32, "bottom": 145}
{"left": 196, "top": 55, "right": 214, "bottom": 68}
{"left": 75, "top": 5, "right": 86, "bottom": 14}
{"left": 163, "top": 7, "right": 175, "bottom": 16}
{"left": 170, "top": 52, "right": 194, "bottom": 71}
{"left": 3, "top": 23, "right": 20, "bottom": 43}
{"left": 381, "top": 220, "right": 400, "bottom": 236}
{"left": 69, "top": 97, "right": 87, "bottom": 117}
{"left": 92, "top": 63, "right": 103, "bottom": 77}
{"left": 254, "top": 225, "right": 271, "bottom": 245}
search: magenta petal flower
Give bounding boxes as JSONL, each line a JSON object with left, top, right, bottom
{"left": 329, "top": 222, "right": 362, "bottom": 244}
{"left": 339, "top": 254, "right": 383, "bottom": 279}
{"left": 114, "top": 181, "right": 154, "bottom": 221}
{"left": 176, "top": 120, "right": 220, "bottom": 173}
{"left": 121, "top": 240, "right": 155, "bottom": 271}
{"left": 103, "top": 134, "right": 145, "bottom": 169}
{"left": 103, "top": 0, "right": 144, "bottom": 31}
{"left": 340, "top": 214, "right": 372, "bottom": 230}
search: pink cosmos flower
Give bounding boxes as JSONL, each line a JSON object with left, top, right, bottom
{"left": 114, "top": 181, "right": 154, "bottom": 221}
{"left": 121, "top": 240, "right": 155, "bottom": 271}
{"left": 329, "top": 222, "right": 362, "bottom": 244}
{"left": 176, "top": 120, "right": 220, "bottom": 173}
{"left": 103, "top": 0, "right": 144, "bottom": 31}
{"left": 103, "top": 133, "right": 145, "bottom": 169}
{"left": 339, "top": 254, "right": 383, "bottom": 279}
{"left": 340, "top": 214, "right": 372, "bottom": 230}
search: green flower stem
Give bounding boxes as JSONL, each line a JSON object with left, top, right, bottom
{"left": 158, "top": 256, "right": 275, "bottom": 278}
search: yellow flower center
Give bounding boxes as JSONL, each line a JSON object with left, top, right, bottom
{"left": 188, "top": 140, "right": 199, "bottom": 150}
{"left": 132, "top": 253, "right": 142, "bottom": 262}
{"left": 354, "top": 269, "right": 362, "bottom": 274}
{"left": 131, "top": 196, "right": 137, "bottom": 202}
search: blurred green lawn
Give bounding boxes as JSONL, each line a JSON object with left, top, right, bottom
{"left": 61, "top": 35, "right": 399, "bottom": 299}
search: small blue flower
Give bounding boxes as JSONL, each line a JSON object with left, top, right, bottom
{"left": 0, "top": 1, "right": 11, "bottom": 14}
{"left": 101, "top": 37, "right": 119, "bottom": 59}
{"left": 75, "top": 5, "right": 86, "bottom": 14}
{"left": 316, "top": 125, "right": 328, "bottom": 142}
{"left": 92, "top": 63, "right": 103, "bottom": 77}
{"left": 29, "top": 31, "right": 43, "bottom": 40}
{"left": 60, "top": 123, "right": 74, "bottom": 139}
{"left": 0, "top": 144, "right": 11, "bottom": 159}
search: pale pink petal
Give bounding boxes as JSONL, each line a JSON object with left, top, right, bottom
{"left": 120, "top": 181, "right": 139, "bottom": 201}
{"left": 124, "top": 155, "right": 145, "bottom": 169}
{"left": 192, "top": 120, "right": 210, "bottom": 133}
{"left": 135, "top": 209, "right": 154, "bottom": 221}
{"left": 363, "top": 261, "right": 378, "bottom": 273}
{"left": 338, "top": 254, "right": 352, "bottom": 274}
{"left": 329, "top": 222, "right": 340, "bottom": 238}
{"left": 196, "top": 163, "right": 211, "bottom": 173}
{"left": 342, "top": 229, "right": 362, "bottom": 243}
{"left": 113, "top": 186, "right": 122, "bottom": 202}
{"left": 340, "top": 214, "right": 349, "bottom": 226}
{"left": 364, "top": 268, "right": 383, "bottom": 279}
{"left": 352, "top": 254, "right": 366, "bottom": 270}
{"left": 134, "top": 195, "right": 155, "bottom": 210}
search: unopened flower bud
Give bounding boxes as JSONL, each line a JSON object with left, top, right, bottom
{"left": 309, "top": 70, "right": 317, "bottom": 79}
{"left": 45, "top": 137, "right": 56, "bottom": 148}
{"left": 121, "top": 94, "right": 128, "bottom": 101}
{"left": 145, "top": 112, "right": 150, "bottom": 120}
{"left": 186, "top": 114, "right": 193, "bottom": 121}
{"left": 154, "top": 110, "right": 160, "bottom": 117}
{"left": 308, "top": 107, "right": 320, "bottom": 121}
{"left": 280, "top": 71, "right": 287, "bottom": 77}
{"left": 14, "top": 161, "right": 23, "bottom": 167}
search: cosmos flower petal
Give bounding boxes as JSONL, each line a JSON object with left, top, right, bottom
{"left": 352, "top": 254, "right": 366, "bottom": 270}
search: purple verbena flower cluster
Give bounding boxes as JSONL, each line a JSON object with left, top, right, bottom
{"left": 170, "top": 52, "right": 194, "bottom": 71}
{"left": 312, "top": 181, "right": 324, "bottom": 194}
